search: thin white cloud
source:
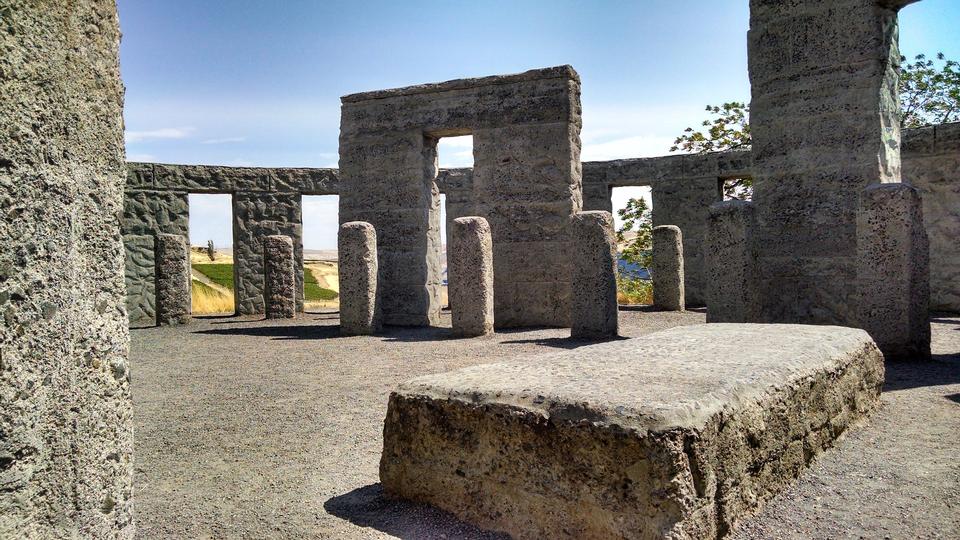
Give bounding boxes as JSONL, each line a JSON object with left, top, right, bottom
{"left": 581, "top": 135, "right": 677, "bottom": 162}
{"left": 125, "top": 127, "right": 194, "bottom": 143}
{"left": 126, "top": 153, "right": 156, "bottom": 162}
{"left": 200, "top": 136, "right": 246, "bottom": 145}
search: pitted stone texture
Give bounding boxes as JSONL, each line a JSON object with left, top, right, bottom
{"left": 124, "top": 234, "right": 156, "bottom": 324}
{"left": 340, "top": 66, "right": 581, "bottom": 328}
{"left": 155, "top": 234, "right": 192, "bottom": 326}
{"left": 706, "top": 201, "right": 759, "bottom": 323}
{"left": 857, "top": 184, "right": 930, "bottom": 360}
{"left": 653, "top": 225, "right": 685, "bottom": 311}
{"left": 233, "top": 192, "right": 303, "bottom": 315}
{"left": 0, "top": 1, "right": 133, "bottom": 536}
{"left": 449, "top": 217, "right": 494, "bottom": 337}
{"left": 381, "top": 324, "right": 884, "bottom": 540}
{"left": 749, "top": 0, "right": 906, "bottom": 325}
{"left": 263, "top": 235, "right": 296, "bottom": 319}
{"left": 339, "top": 222, "right": 381, "bottom": 335}
{"left": 570, "top": 211, "right": 618, "bottom": 338}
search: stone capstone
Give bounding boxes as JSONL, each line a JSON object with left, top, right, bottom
{"left": 155, "top": 233, "right": 192, "bottom": 325}
{"left": 381, "top": 324, "right": 885, "bottom": 539}
{"left": 449, "top": 217, "right": 494, "bottom": 337}
{"left": 338, "top": 222, "right": 381, "bottom": 335}
{"left": 652, "top": 225, "right": 685, "bottom": 311}
{"left": 569, "top": 211, "right": 619, "bottom": 338}
{"left": 263, "top": 235, "right": 296, "bottom": 319}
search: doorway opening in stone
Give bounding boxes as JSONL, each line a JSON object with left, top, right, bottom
{"left": 611, "top": 186, "right": 653, "bottom": 306}
{"left": 188, "top": 193, "right": 235, "bottom": 316}
{"left": 302, "top": 195, "right": 340, "bottom": 314}
{"left": 719, "top": 176, "right": 753, "bottom": 201}
{"left": 437, "top": 134, "right": 474, "bottom": 311}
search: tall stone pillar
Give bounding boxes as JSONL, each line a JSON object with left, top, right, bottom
{"left": 570, "top": 211, "right": 619, "bottom": 339}
{"left": 155, "top": 233, "right": 192, "bottom": 325}
{"left": 652, "top": 226, "right": 685, "bottom": 311}
{"left": 705, "top": 201, "right": 759, "bottom": 323}
{"left": 857, "top": 184, "right": 930, "bottom": 360}
{"left": 748, "top": 0, "right": 913, "bottom": 324}
{"left": 449, "top": 217, "right": 495, "bottom": 337}
{"left": 339, "top": 222, "right": 381, "bottom": 335}
{"left": 264, "top": 235, "right": 296, "bottom": 319}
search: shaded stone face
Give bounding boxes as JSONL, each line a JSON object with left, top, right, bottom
{"left": 569, "top": 211, "right": 619, "bottom": 339}
{"left": 380, "top": 324, "right": 884, "bottom": 539}
{"left": 263, "top": 235, "right": 297, "bottom": 319}
{"left": 652, "top": 225, "right": 685, "bottom": 311}
{"left": 338, "top": 222, "right": 381, "bottom": 335}
{"left": 857, "top": 184, "right": 931, "bottom": 359}
{"left": 339, "top": 66, "right": 582, "bottom": 328}
{"left": 706, "top": 201, "right": 759, "bottom": 323}
{"left": 449, "top": 217, "right": 495, "bottom": 337}
{"left": 155, "top": 233, "right": 192, "bottom": 326}
{"left": 0, "top": 1, "right": 134, "bottom": 536}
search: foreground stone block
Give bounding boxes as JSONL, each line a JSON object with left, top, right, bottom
{"left": 652, "top": 225, "right": 685, "bottom": 311}
{"left": 381, "top": 324, "right": 884, "bottom": 539}
{"left": 264, "top": 235, "right": 296, "bottom": 319}
{"left": 155, "top": 233, "right": 192, "bottom": 325}
{"left": 706, "top": 201, "right": 758, "bottom": 323}
{"left": 449, "top": 217, "right": 494, "bottom": 337}
{"left": 570, "top": 211, "right": 618, "bottom": 338}
{"left": 857, "top": 183, "right": 931, "bottom": 360}
{"left": 339, "top": 222, "right": 381, "bottom": 335}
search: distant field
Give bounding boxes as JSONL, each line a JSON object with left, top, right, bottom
{"left": 304, "top": 267, "right": 338, "bottom": 301}
{"left": 191, "top": 262, "right": 338, "bottom": 313}
{"left": 193, "top": 264, "right": 235, "bottom": 290}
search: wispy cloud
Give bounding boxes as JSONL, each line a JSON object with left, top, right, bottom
{"left": 201, "top": 136, "right": 246, "bottom": 145}
{"left": 125, "top": 127, "right": 194, "bottom": 143}
{"left": 126, "top": 153, "right": 156, "bottom": 162}
{"left": 581, "top": 135, "right": 676, "bottom": 162}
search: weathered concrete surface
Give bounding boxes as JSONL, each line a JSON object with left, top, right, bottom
{"left": 748, "top": 0, "right": 905, "bottom": 325}
{"left": 706, "top": 201, "right": 759, "bottom": 323}
{"left": 124, "top": 234, "right": 156, "bottom": 323}
{"left": 569, "top": 211, "right": 618, "bottom": 338}
{"left": 857, "top": 184, "right": 930, "bottom": 360}
{"left": 264, "top": 235, "right": 296, "bottom": 319}
{"left": 652, "top": 225, "right": 685, "bottom": 311}
{"left": 449, "top": 217, "right": 494, "bottom": 337}
{"left": 155, "top": 234, "right": 192, "bottom": 326}
{"left": 339, "top": 222, "right": 381, "bottom": 335}
{"left": 339, "top": 66, "right": 582, "bottom": 327}
{"left": 0, "top": 1, "right": 134, "bottom": 536}
{"left": 381, "top": 324, "right": 884, "bottom": 539}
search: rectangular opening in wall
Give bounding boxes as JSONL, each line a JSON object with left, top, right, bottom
{"left": 302, "top": 194, "right": 340, "bottom": 313}
{"left": 437, "top": 135, "right": 473, "bottom": 311}
{"left": 188, "top": 193, "right": 235, "bottom": 315}
{"left": 719, "top": 177, "right": 753, "bottom": 201}
{"left": 611, "top": 186, "right": 653, "bottom": 306}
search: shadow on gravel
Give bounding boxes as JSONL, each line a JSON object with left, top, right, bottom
{"left": 500, "top": 335, "right": 630, "bottom": 350}
{"left": 380, "top": 326, "right": 452, "bottom": 342}
{"left": 618, "top": 305, "right": 708, "bottom": 314}
{"left": 883, "top": 353, "right": 960, "bottom": 392}
{"left": 194, "top": 325, "right": 344, "bottom": 340}
{"left": 324, "top": 484, "right": 508, "bottom": 540}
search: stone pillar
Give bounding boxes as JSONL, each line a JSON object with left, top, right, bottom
{"left": 857, "top": 183, "right": 930, "bottom": 360}
{"left": 705, "top": 201, "right": 759, "bottom": 323}
{"left": 449, "top": 217, "right": 495, "bottom": 337}
{"left": 570, "top": 211, "right": 619, "bottom": 338}
{"left": 652, "top": 225, "right": 685, "bottom": 311}
{"left": 748, "top": 0, "right": 910, "bottom": 325}
{"left": 339, "top": 222, "right": 381, "bottom": 335}
{"left": 264, "top": 235, "right": 296, "bottom": 319}
{"left": 155, "top": 233, "right": 192, "bottom": 325}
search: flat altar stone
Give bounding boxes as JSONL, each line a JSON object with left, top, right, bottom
{"left": 380, "top": 324, "right": 884, "bottom": 539}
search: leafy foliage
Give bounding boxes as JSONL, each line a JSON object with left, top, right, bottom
{"left": 670, "top": 102, "right": 751, "bottom": 154}
{"left": 617, "top": 275, "right": 653, "bottom": 305}
{"left": 900, "top": 52, "right": 960, "bottom": 128}
{"left": 615, "top": 197, "right": 653, "bottom": 273}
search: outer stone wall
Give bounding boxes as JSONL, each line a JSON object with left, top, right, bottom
{"left": 339, "top": 66, "right": 582, "bottom": 327}
{"left": 0, "top": 1, "right": 134, "bottom": 536}
{"left": 706, "top": 201, "right": 759, "bottom": 323}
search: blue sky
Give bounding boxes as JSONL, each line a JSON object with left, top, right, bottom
{"left": 118, "top": 0, "right": 959, "bottom": 249}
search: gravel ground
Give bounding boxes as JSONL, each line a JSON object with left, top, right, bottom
{"left": 131, "top": 309, "right": 960, "bottom": 539}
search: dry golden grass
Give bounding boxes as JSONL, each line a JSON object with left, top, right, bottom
{"left": 192, "top": 280, "right": 234, "bottom": 314}
{"left": 190, "top": 247, "right": 233, "bottom": 265}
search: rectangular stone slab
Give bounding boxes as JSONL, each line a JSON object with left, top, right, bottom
{"left": 380, "top": 324, "right": 884, "bottom": 539}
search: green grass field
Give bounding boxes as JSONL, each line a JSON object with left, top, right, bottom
{"left": 193, "top": 263, "right": 337, "bottom": 302}
{"left": 304, "top": 267, "right": 338, "bottom": 301}
{"left": 193, "top": 263, "right": 235, "bottom": 290}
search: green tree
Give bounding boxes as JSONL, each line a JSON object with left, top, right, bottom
{"left": 615, "top": 197, "right": 654, "bottom": 304}
{"left": 900, "top": 52, "right": 960, "bottom": 128}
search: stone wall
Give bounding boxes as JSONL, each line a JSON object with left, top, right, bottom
{"left": 1, "top": 1, "right": 134, "bottom": 536}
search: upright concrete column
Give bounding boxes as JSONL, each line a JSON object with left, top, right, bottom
{"left": 706, "top": 201, "right": 759, "bottom": 323}
{"left": 857, "top": 183, "right": 930, "bottom": 360}
{"left": 652, "top": 225, "right": 685, "bottom": 311}
{"left": 570, "top": 211, "right": 619, "bottom": 338}
{"left": 449, "top": 217, "right": 495, "bottom": 337}
{"left": 155, "top": 233, "right": 192, "bottom": 325}
{"left": 339, "top": 222, "right": 381, "bottom": 335}
{"left": 264, "top": 235, "right": 296, "bottom": 319}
